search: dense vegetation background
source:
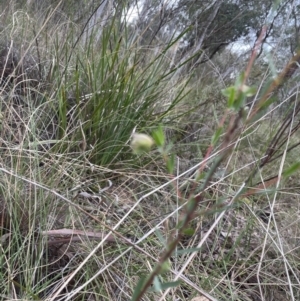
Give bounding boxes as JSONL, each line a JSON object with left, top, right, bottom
{"left": 0, "top": 0, "right": 299, "bottom": 300}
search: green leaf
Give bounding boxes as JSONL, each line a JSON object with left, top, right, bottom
{"left": 157, "top": 281, "right": 182, "bottom": 291}
{"left": 160, "top": 261, "right": 171, "bottom": 274}
{"left": 221, "top": 86, "right": 233, "bottom": 98}
{"left": 211, "top": 127, "right": 223, "bottom": 145}
{"left": 153, "top": 276, "right": 162, "bottom": 292}
{"left": 195, "top": 170, "right": 205, "bottom": 181}
{"left": 232, "top": 93, "right": 246, "bottom": 111}
{"left": 167, "top": 154, "right": 175, "bottom": 174}
{"left": 182, "top": 227, "right": 195, "bottom": 236}
{"left": 222, "top": 86, "right": 236, "bottom": 108}
{"left": 58, "top": 86, "right": 67, "bottom": 137}
{"left": 175, "top": 247, "right": 202, "bottom": 255}
{"left": 283, "top": 162, "right": 300, "bottom": 178}
{"left": 152, "top": 126, "right": 165, "bottom": 147}
{"left": 131, "top": 276, "right": 147, "bottom": 301}
{"left": 155, "top": 229, "right": 167, "bottom": 247}
{"left": 148, "top": 280, "right": 181, "bottom": 292}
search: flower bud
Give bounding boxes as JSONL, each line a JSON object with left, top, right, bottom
{"left": 131, "top": 133, "right": 154, "bottom": 154}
